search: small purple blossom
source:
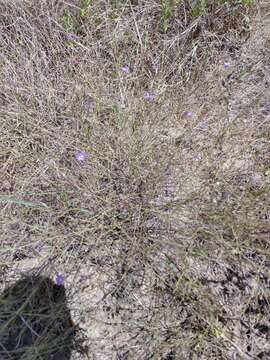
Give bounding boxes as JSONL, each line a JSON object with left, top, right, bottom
{"left": 121, "top": 64, "right": 130, "bottom": 73}
{"left": 66, "top": 33, "right": 79, "bottom": 41}
{"left": 153, "top": 64, "right": 159, "bottom": 74}
{"left": 224, "top": 62, "right": 230, "bottom": 69}
{"left": 183, "top": 111, "right": 193, "bottom": 118}
{"left": 55, "top": 273, "right": 65, "bottom": 286}
{"left": 195, "top": 153, "right": 203, "bottom": 161}
{"left": 144, "top": 91, "right": 155, "bottom": 101}
{"left": 79, "top": 275, "right": 89, "bottom": 283}
{"left": 75, "top": 150, "right": 88, "bottom": 162}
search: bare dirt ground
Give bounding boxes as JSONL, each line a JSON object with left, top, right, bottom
{"left": 1, "top": 1, "right": 270, "bottom": 359}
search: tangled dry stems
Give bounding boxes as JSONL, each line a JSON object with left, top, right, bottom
{"left": 0, "top": 1, "right": 269, "bottom": 359}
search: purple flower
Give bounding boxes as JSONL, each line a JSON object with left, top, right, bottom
{"left": 75, "top": 150, "right": 88, "bottom": 162}
{"left": 79, "top": 275, "right": 88, "bottom": 283}
{"left": 183, "top": 111, "right": 193, "bottom": 118}
{"left": 144, "top": 91, "right": 155, "bottom": 101}
{"left": 66, "top": 33, "right": 79, "bottom": 41}
{"left": 55, "top": 273, "right": 65, "bottom": 286}
{"left": 121, "top": 64, "right": 130, "bottom": 73}
{"left": 195, "top": 153, "right": 203, "bottom": 161}
{"left": 224, "top": 62, "right": 230, "bottom": 69}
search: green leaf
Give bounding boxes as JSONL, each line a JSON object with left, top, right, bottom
{"left": 0, "top": 196, "right": 49, "bottom": 209}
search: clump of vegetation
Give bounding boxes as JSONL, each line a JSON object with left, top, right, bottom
{"left": 1, "top": 0, "right": 269, "bottom": 359}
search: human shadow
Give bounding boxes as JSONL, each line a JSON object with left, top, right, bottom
{"left": 0, "top": 275, "right": 76, "bottom": 360}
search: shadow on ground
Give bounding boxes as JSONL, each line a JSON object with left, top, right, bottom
{"left": 0, "top": 275, "right": 76, "bottom": 360}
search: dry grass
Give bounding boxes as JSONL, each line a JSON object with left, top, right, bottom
{"left": 0, "top": 1, "right": 269, "bottom": 359}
